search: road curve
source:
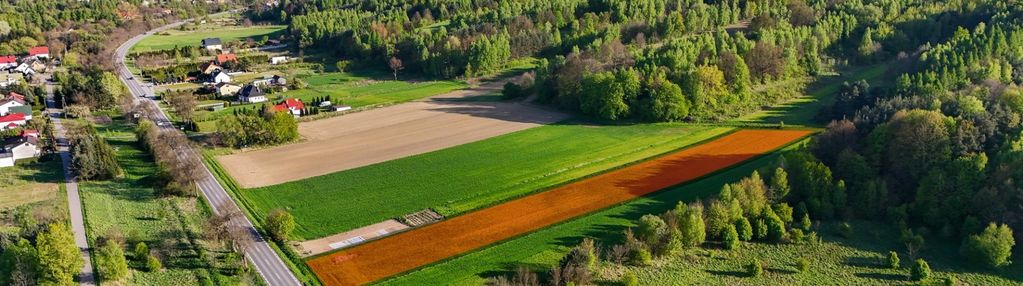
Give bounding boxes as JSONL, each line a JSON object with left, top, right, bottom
{"left": 112, "top": 14, "right": 303, "bottom": 286}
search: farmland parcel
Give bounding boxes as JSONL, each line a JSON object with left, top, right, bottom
{"left": 306, "top": 129, "right": 812, "bottom": 285}
{"left": 232, "top": 124, "right": 732, "bottom": 240}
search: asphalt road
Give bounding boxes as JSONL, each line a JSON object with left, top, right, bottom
{"left": 45, "top": 84, "right": 96, "bottom": 286}
{"left": 112, "top": 16, "right": 303, "bottom": 286}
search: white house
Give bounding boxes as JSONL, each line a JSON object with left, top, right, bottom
{"left": 27, "top": 46, "right": 49, "bottom": 60}
{"left": 13, "top": 62, "right": 31, "bottom": 74}
{"left": 0, "top": 113, "right": 27, "bottom": 130}
{"left": 0, "top": 132, "right": 41, "bottom": 168}
{"left": 238, "top": 84, "right": 268, "bottom": 103}
{"left": 211, "top": 71, "right": 232, "bottom": 84}
{"left": 0, "top": 76, "right": 17, "bottom": 88}
{"left": 201, "top": 38, "right": 223, "bottom": 51}
{"left": 0, "top": 56, "right": 16, "bottom": 69}
{"left": 270, "top": 56, "right": 288, "bottom": 65}
{"left": 0, "top": 95, "right": 26, "bottom": 115}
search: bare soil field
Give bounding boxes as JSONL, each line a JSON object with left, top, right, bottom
{"left": 306, "top": 129, "right": 812, "bottom": 285}
{"left": 217, "top": 80, "right": 569, "bottom": 188}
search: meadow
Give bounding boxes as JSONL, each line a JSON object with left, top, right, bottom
{"left": 131, "top": 25, "right": 287, "bottom": 53}
{"left": 80, "top": 116, "right": 249, "bottom": 285}
{"left": 237, "top": 123, "right": 734, "bottom": 240}
{"left": 0, "top": 159, "right": 62, "bottom": 210}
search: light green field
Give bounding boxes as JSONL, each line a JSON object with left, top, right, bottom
{"left": 81, "top": 116, "right": 248, "bottom": 285}
{"left": 131, "top": 25, "right": 287, "bottom": 53}
{"left": 230, "top": 123, "right": 733, "bottom": 240}
{"left": 0, "top": 159, "right": 62, "bottom": 210}
{"left": 734, "top": 64, "right": 889, "bottom": 126}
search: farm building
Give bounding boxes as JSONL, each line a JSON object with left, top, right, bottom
{"left": 239, "top": 84, "right": 267, "bottom": 103}
{"left": 27, "top": 46, "right": 49, "bottom": 59}
{"left": 216, "top": 53, "right": 237, "bottom": 65}
{"left": 201, "top": 38, "right": 223, "bottom": 51}
{"left": 0, "top": 131, "right": 41, "bottom": 168}
{"left": 253, "top": 75, "right": 286, "bottom": 87}
{"left": 270, "top": 56, "right": 288, "bottom": 65}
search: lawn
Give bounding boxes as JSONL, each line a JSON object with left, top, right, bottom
{"left": 80, "top": 115, "right": 248, "bottom": 285}
{"left": 131, "top": 25, "right": 287, "bottom": 53}
{"left": 190, "top": 72, "right": 467, "bottom": 132}
{"left": 237, "top": 123, "right": 734, "bottom": 240}
{"left": 0, "top": 158, "right": 63, "bottom": 210}
{"left": 380, "top": 143, "right": 1021, "bottom": 286}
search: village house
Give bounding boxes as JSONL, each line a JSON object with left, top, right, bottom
{"left": 200, "top": 61, "right": 223, "bottom": 75}
{"left": 27, "top": 46, "right": 49, "bottom": 59}
{"left": 216, "top": 82, "right": 242, "bottom": 97}
{"left": 0, "top": 76, "right": 17, "bottom": 88}
{"left": 0, "top": 55, "right": 16, "bottom": 69}
{"left": 13, "top": 62, "right": 34, "bottom": 75}
{"left": 238, "top": 84, "right": 268, "bottom": 103}
{"left": 269, "top": 56, "right": 288, "bottom": 65}
{"left": 211, "top": 71, "right": 232, "bottom": 84}
{"left": 201, "top": 38, "right": 223, "bottom": 51}
{"left": 216, "top": 53, "right": 237, "bottom": 65}
{"left": 0, "top": 113, "right": 27, "bottom": 130}
{"left": 0, "top": 130, "right": 41, "bottom": 168}
{"left": 252, "top": 75, "right": 286, "bottom": 87}
{"left": 274, "top": 98, "right": 305, "bottom": 117}
{"left": 0, "top": 92, "right": 27, "bottom": 115}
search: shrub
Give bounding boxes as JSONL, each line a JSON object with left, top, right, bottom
{"left": 960, "top": 223, "right": 1015, "bottom": 268}
{"left": 799, "top": 213, "right": 812, "bottom": 231}
{"left": 502, "top": 82, "right": 524, "bottom": 99}
{"left": 838, "top": 222, "right": 853, "bottom": 238}
{"left": 96, "top": 240, "right": 129, "bottom": 281}
{"left": 631, "top": 248, "right": 653, "bottom": 266}
{"left": 133, "top": 242, "right": 149, "bottom": 260}
{"left": 145, "top": 255, "right": 162, "bottom": 272}
{"left": 621, "top": 271, "right": 639, "bottom": 286}
{"left": 910, "top": 259, "right": 931, "bottom": 281}
{"left": 676, "top": 202, "right": 706, "bottom": 248}
{"left": 747, "top": 259, "right": 763, "bottom": 277}
{"left": 723, "top": 224, "right": 740, "bottom": 250}
{"left": 736, "top": 217, "right": 753, "bottom": 241}
{"left": 944, "top": 274, "right": 958, "bottom": 286}
{"left": 765, "top": 213, "right": 786, "bottom": 242}
{"left": 754, "top": 218, "right": 768, "bottom": 240}
{"left": 789, "top": 228, "right": 805, "bottom": 243}
{"left": 635, "top": 215, "right": 668, "bottom": 247}
{"left": 887, "top": 251, "right": 900, "bottom": 269}
{"left": 796, "top": 258, "right": 809, "bottom": 272}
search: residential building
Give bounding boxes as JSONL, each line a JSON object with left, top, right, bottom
{"left": 0, "top": 55, "right": 16, "bottom": 69}
{"left": 270, "top": 56, "right": 288, "bottom": 65}
{"left": 200, "top": 61, "right": 223, "bottom": 75}
{"left": 211, "top": 71, "right": 232, "bottom": 84}
{"left": 253, "top": 75, "right": 286, "bottom": 87}
{"left": 216, "top": 53, "right": 237, "bottom": 65}
{"left": 0, "top": 76, "right": 17, "bottom": 88}
{"left": 0, "top": 93, "right": 26, "bottom": 115}
{"left": 27, "top": 46, "right": 49, "bottom": 59}
{"left": 216, "top": 83, "right": 242, "bottom": 97}
{"left": 201, "top": 38, "right": 223, "bottom": 51}
{"left": 238, "top": 84, "right": 267, "bottom": 103}
{"left": 0, "top": 113, "right": 27, "bottom": 130}
{"left": 274, "top": 98, "right": 305, "bottom": 117}
{"left": 0, "top": 131, "right": 41, "bottom": 168}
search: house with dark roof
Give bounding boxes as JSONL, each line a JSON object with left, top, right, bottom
{"left": 0, "top": 131, "right": 40, "bottom": 168}
{"left": 238, "top": 84, "right": 267, "bottom": 103}
{"left": 201, "top": 38, "right": 223, "bottom": 51}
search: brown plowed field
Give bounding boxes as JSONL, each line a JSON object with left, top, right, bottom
{"left": 306, "top": 129, "right": 812, "bottom": 285}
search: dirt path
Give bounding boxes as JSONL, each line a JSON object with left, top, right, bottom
{"left": 306, "top": 129, "right": 812, "bottom": 285}
{"left": 218, "top": 79, "right": 569, "bottom": 188}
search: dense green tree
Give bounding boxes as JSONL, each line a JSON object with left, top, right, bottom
{"left": 266, "top": 209, "right": 296, "bottom": 242}
{"left": 960, "top": 223, "right": 1015, "bottom": 268}
{"left": 95, "top": 240, "right": 129, "bottom": 281}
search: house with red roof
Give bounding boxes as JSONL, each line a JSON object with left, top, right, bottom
{"left": 216, "top": 53, "right": 237, "bottom": 65}
{"left": 0, "top": 55, "right": 16, "bottom": 69}
{"left": 27, "top": 46, "right": 49, "bottom": 59}
{"left": 0, "top": 113, "right": 27, "bottom": 130}
{"left": 274, "top": 98, "right": 305, "bottom": 117}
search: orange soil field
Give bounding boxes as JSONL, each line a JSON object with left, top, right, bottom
{"left": 306, "top": 129, "right": 812, "bottom": 285}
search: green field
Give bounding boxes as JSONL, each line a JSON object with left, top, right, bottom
{"left": 380, "top": 145, "right": 1022, "bottom": 285}
{"left": 81, "top": 116, "right": 248, "bottom": 285}
{"left": 234, "top": 123, "right": 733, "bottom": 240}
{"left": 131, "top": 25, "right": 287, "bottom": 52}
{"left": 0, "top": 159, "right": 62, "bottom": 210}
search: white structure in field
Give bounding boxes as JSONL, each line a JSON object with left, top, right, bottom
{"left": 270, "top": 56, "right": 288, "bottom": 65}
{"left": 211, "top": 71, "right": 232, "bottom": 84}
{"left": 238, "top": 84, "right": 267, "bottom": 103}
{"left": 200, "top": 38, "right": 223, "bottom": 51}
{"left": 0, "top": 131, "right": 40, "bottom": 168}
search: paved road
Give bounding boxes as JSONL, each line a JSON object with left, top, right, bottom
{"left": 46, "top": 84, "right": 96, "bottom": 286}
{"left": 112, "top": 15, "right": 303, "bottom": 286}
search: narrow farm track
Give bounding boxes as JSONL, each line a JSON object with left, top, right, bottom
{"left": 307, "top": 129, "right": 812, "bottom": 285}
